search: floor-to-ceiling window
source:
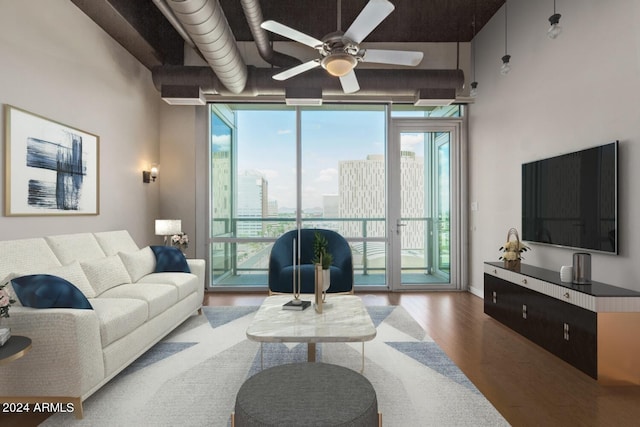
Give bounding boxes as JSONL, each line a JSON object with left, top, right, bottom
{"left": 209, "top": 103, "right": 464, "bottom": 291}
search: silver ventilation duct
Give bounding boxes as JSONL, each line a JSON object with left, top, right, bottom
{"left": 240, "top": 0, "right": 301, "bottom": 68}
{"left": 165, "top": 0, "right": 247, "bottom": 94}
{"left": 152, "top": 65, "right": 464, "bottom": 100}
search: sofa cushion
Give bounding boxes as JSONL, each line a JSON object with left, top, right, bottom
{"left": 45, "top": 233, "right": 106, "bottom": 264}
{"left": 94, "top": 230, "right": 139, "bottom": 256}
{"left": 118, "top": 247, "right": 156, "bottom": 282}
{"left": 88, "top": 298, "right": 148, "bottom": 348}
{"left": 137, "top": 273, "right": 199, "bottom": 300}
{"left": 11, "top": 274, "right": 93, "bottom": 309}
{"left": 150, "top": 246, "right": 191, "bottom": 273}
{"left": 0, "top": 238, "right": 61, "bottom": 282}
{"left": 81, "top": 255, "right": 132, "bottom": 296}
{"left": 99, "top": 283, "right": 178, "bottom": 319}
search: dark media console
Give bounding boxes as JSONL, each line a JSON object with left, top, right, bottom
{"left": 484, "top": 262, "right": 640, "bottom": 384}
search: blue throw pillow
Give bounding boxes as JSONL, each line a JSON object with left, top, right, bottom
{"left": 11, "top": 275, "right": 93, "bottom": 309}
{"left": 150, "top": 246, "right": 191, "bottom": 273}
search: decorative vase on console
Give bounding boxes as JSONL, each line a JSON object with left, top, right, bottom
{"left": 499, "top": 228, "right": 529, "bottom": 271}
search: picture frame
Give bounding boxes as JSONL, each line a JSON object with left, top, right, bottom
{"left": 4, "top": 105, "right": 99, "bottom": 216}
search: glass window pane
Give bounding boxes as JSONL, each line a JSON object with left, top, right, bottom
{"left": 300, "top": 106, "right": 386, "bottom": 286}
{"left": 236, "top": 109, "right": 297, "bottom": 238}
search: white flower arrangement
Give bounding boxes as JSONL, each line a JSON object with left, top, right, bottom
{"left": 171, "top": 233, "right": 189, "bottom": 252}
{"left": 0, "top": 281, "right": 16, "bottom": 318}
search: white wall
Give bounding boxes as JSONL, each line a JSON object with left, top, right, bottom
{"left": 469, "top": 0, "right": 640, "bottom": 293}
{"left": 0, "top": 0, "right": 162, "bottom": 245}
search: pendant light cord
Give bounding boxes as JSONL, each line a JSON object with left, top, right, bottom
{"left": 504, "top": 0, "right": 508, "bottom": 55}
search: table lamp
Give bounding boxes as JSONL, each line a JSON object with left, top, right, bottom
{"left": 155, "top": 219, "right": 182, "bottom": 245}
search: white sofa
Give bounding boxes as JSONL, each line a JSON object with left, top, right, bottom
{"left": 0, "top": 230, "right": 205, "bottom": 418}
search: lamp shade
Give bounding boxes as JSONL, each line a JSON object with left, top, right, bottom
{"left": 155, "top": 219, "right": 182, "bottom": 235}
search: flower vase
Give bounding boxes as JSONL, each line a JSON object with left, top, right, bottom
{"left": 322, "top": 269, "right": 331, "bottom": 302}
{"left": 504, "top": 259, "right": 521, "bottom": 271}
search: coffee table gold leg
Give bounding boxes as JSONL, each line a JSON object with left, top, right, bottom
{"left": 260, "top": 342, "right": 264, "bottom": 369}
{"left": 308, "top": 343, "right": 316, "bottom": 362}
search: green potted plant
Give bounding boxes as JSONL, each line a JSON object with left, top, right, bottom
{"left": 312, "top": 231, "right": 333, "bottom": 269}
{"left": 312, "top": 231, "right": 333, "bottom": 295}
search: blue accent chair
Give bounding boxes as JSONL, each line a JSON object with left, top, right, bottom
{"left": 268, "top": 229, "right": 353, "bottom": 294}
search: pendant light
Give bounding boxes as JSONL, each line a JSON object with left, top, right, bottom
{"left": 547, "top": 0, "right": 562, "bottom": 39}
{"left": 500, "top": 1, "right": 511, "bottom": 75}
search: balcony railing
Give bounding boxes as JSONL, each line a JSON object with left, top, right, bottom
{"left": 210, "top": 216, "right": 448, "bottom": 286}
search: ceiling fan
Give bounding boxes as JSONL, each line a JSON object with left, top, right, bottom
{"left": 260, "top": 0, "right": 424, "bottom": 94}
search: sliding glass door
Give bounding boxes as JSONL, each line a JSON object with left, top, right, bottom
{"left": 388, "top": 120, "right": 462, "bottom": 290}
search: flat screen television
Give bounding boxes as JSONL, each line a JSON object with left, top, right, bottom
{"left": 521, "top": 141, "right": 618, "bottom": 254}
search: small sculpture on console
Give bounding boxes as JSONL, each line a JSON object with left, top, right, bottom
{"left": 499, "top": 228, "right": 529, "bottom": 270}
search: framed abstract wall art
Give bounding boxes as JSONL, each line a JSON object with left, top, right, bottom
{"left": 4, "top": 105, "right": 99, "bottom": 216}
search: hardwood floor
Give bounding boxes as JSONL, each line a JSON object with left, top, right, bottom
{"left": 208, "top": 291, "right": 640, "bottom": 427}
{"left": 4, "top": 291, "right": 640, "bottom": 426}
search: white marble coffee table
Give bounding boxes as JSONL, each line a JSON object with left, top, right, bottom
{"left": 246, "top": 294, "right": 376, "bottom": 370}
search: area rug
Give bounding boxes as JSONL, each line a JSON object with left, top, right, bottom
{"left": 43, "top": 305, "right": 508, "bottom": 426}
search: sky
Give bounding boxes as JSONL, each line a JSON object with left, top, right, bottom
{"left": 237, "top": 109, "right": 387, "bottom": 209}
{"left": 212, "top": 107, "right": 432, "bottom": 210}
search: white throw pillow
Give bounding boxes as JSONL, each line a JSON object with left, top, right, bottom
{"left": 118, "top": 246, "right": 155, "bottom": 282}
{"left": 81, "top": 255, "right": 132, "bottom": 296}
{"left": 45, "top": 261, "right": 95, "bottom": 298}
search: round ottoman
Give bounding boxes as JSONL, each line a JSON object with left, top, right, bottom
{"left": 234, "top": 362, "right": 378, "bottom": 427}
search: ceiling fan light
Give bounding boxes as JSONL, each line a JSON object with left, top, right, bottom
{"left": 321, "top": 54, "right": 357, "bottom": 77}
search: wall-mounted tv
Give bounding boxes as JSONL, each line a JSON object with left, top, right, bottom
{"left": 522, "top": 141, "right": 618, "bottom": 254}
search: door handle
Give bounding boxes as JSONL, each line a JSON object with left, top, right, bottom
{"left": 396, "top": 220, "right": 406, "bottom": 235}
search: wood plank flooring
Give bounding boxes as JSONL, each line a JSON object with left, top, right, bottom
{"left": 4, "top": 291, "right": 640, "bottom": 426}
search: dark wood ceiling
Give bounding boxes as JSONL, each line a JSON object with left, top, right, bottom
{"left": 222, "top": 0, "right": 505, "bottom": 43}
{"left": 72, "top": 0, "right": 505, "bottom": 69}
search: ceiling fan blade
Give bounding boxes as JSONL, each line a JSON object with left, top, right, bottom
{"left": 260, "top": 20, "right": 323, "bottom": 49}
{"left": 362, "top": 49, "right": 424, "bottom": 66}
{"left": 339, "top": 70, "right": 360, "bottom": 94}
{"left": 272, "top": 60, "right": 321, "bottom": 81}
{"left": 343, "top": 0, "right": 395, "bottom": 44}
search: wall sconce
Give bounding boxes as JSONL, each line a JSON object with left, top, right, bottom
{"left": 143, "top": 164, "right": 159, "bottom": 183}
{"left": 155, "top": 219, "right": 182, "bottom": 245}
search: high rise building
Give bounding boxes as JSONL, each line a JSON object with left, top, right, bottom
{"left": 338, "top": 153, "right": 424, "bottom": 248}
{"left": 237, "top": 170, "right": 268, "bottom": 237}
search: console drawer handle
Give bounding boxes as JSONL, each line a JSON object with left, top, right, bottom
{"left": 522, "top": 279, "right": 527, "bottom": 285}
{"left": 564, "top": 292, "right": 570, "bottom": 299}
